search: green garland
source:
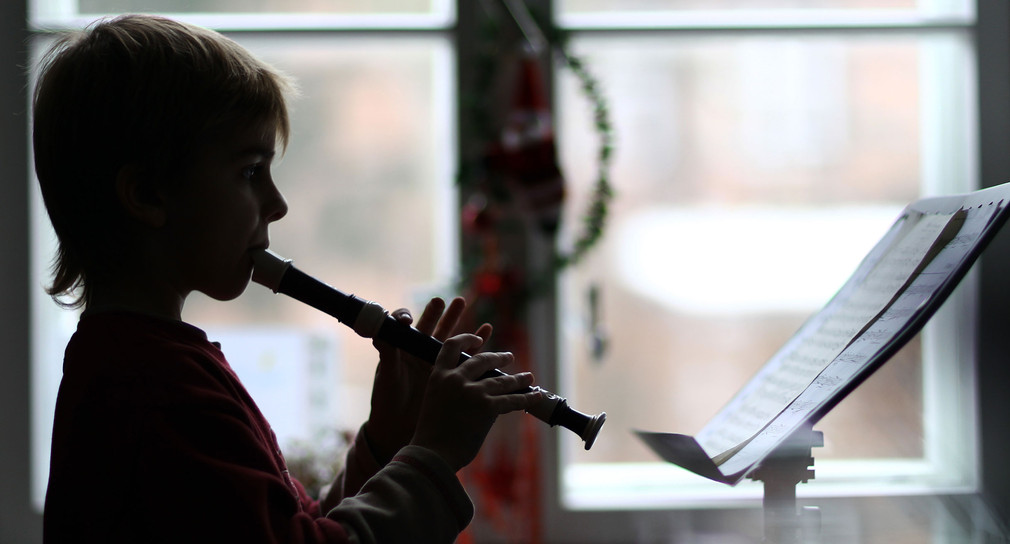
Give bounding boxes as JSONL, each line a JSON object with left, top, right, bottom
{"left": 550, "top": 38, "right": 614, "bottom": 273}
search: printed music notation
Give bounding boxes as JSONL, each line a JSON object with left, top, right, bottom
{"left": 697, "top": 209, "right": 966, "bottom": 462}
{"left": 637, "top": 188, "right": 1010, "bottom": 485}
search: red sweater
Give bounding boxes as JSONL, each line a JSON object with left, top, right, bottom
{"left": 43, "top": 312, "right": 472, "bottom": 543}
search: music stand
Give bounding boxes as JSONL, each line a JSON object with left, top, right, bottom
{"left": 636, "top": 182, "right": 1010, "bottom": 543}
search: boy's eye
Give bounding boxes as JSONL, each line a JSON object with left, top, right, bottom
{"left": 241, "top": 164, "right": 262, "bottom": 180}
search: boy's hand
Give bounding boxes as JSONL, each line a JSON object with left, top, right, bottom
{"left": 366, "top": 297, "right": 490, "bottom": 464}
{"left": 409, "top": 334, "right": 543, "bottom": 472}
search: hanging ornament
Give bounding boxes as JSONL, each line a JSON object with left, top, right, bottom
{"left": 485, "top": 53, "right": 566, "bottom": 234}
{"left": 461, "top": 192, "right": 497, "bottom": 234}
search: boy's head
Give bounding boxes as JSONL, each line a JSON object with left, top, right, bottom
{"left": 32, "top": 14, "right": 295, "bottom": 308}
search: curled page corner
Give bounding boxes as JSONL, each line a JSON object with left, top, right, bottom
{"left": 634, "top": 431, "right": 738, "bottom": 485}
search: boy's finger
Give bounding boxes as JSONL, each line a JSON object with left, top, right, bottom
{"left": 474, "top": 322, "right": 493, "bottom": 344}
{"left": 437, "top": 334, "right": 484, "bottom": 369}
{"left": 490, "top": 390, "right": 545, "bottom": 415}
{"left": 390, "top": 308, "right": 413, "bottom": 325}
{"left": 480, "top": 372, "right": 535, "bottom": 396}
{"left": 458, "top": 351, "right": 514, "bottom": 380}
{"left": 431, "top": 296, "right": 466, "bottom": 341}
{"left": 414, "top": 297, "right": 445, "bottom": 336}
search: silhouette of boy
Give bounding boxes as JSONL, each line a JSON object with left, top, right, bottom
{"left": 33, "top": 14, "right": 540, "bottom": 543}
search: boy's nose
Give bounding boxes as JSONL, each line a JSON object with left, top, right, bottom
{"left": 263, "top": 182, "right": 288, "bottom": 223}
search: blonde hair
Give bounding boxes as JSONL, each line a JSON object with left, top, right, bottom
{"left": 32, "top": 14, "right": 296, "bottom": 308}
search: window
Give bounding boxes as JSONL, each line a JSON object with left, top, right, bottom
{"left": 18, "top": 0, "right": 1007, "bottom": 541}
{"left": 551, "top": 0, "right": 986, "bottom": 539}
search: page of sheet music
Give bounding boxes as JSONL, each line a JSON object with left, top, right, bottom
{"left": 698, "top": 210, "right": 966, "bottom": 461}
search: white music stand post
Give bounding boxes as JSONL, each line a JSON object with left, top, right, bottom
{"left": 747, "top": 422, "right": 823, "bottom": 543}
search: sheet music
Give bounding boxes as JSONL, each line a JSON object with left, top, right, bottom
{"left": 638, "top": 187, "right": 1010, "bottom": 485}
{"left": 698, "top": 210, "right": 966, "bottom": 461}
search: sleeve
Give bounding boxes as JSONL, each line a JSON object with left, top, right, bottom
{"left": 325, "top": 446, "right": 475, "bottom": 544}
{"left": 128, "top": 372, "right": 472, "bottom": 543}
{"left": 128, "top": 392, "right": 353, "bottom": 544}
{"left": 329, "top": 423, "right": 385, "bottom": 500}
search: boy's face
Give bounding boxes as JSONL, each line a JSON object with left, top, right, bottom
{"left": 161, "top": 119, "right": 288, "bottom": 303}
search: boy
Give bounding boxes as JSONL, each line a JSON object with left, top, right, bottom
{"left": 33, "top": 14, "right": 542, "bottom": 543}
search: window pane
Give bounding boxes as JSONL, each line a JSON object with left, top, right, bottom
{"left": 559, "top": 0, "right": 964, "bottom": 15}
{"left": 556, "top": 31, "right": 973, "bottom": 475}
{"left": 78, "top": 0, "right": 441, "bottom": 15}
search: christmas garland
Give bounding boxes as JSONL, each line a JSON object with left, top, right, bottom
{"left": 550, "top": 35, "right": 614, "bottom": 273}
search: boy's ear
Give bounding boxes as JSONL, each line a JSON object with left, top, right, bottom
{"left": 116, "top": 164, "right": 168, "bottom": 228}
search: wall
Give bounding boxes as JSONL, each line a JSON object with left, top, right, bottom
{"left": 976, "top": 0, "right": 1010, "bottom": 527}
{"left": 0, "top": 0, "right": 40, "bottom": 542}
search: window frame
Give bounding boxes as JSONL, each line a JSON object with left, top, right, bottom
{"left": 4, "top": 0, "right": 1010, "bottom": 542}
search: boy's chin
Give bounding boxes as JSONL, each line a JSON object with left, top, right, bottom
{"left": 201, "top": 280, "right": 251, "bottom": 302}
